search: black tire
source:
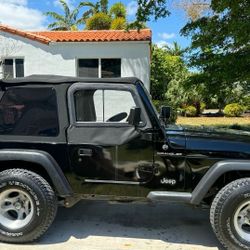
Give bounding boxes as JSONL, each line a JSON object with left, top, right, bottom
{"left": 0, "top": 168, "right": 57, "bottom": 243}
{"left": 210, "top": 178, "right": 250, "bottom": 249}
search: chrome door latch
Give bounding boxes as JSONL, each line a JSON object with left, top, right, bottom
{"left": 78, "top": 148, "right": 93, "bottom": 157}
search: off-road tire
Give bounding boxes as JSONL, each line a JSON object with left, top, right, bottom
{"left": 210, "top": 178, "right": 250, "bottom": 249}
{"left": 0, "top": 168, "right": 57, "bottom": 243}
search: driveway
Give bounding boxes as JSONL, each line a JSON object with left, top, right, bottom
{"left": 0, "top": 201, "right": 222, "bottom": 250}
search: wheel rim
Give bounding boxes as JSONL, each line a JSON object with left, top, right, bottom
{"left": 0, "top": 188, "right": 34, "bottom": 230}
{"left": 234, "top": 200, "right": 250, "bottom": 242}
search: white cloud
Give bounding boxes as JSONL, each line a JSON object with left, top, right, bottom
{"left": 53, "top": 0, "right": 74, "bottom": 10}
{"left": 0, "top": 0, "right": 27, "bottom": 5}
{"left": 0, "top": 0, "right": 46, "bottom": 30}
{"left": 155, "top": 40, "right": 174, "bottom": 49}
{"left": 127, "top": 1, "right": 138, "bottom": 16}
{"left": 158, "top": 32, "right": 175, "bottom": 40}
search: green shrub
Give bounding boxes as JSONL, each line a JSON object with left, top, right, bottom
{"left": 185, "top": 105, "right": 197, "bottom": 117}
{"left": 177, "top": 107, "right": 186, "bottom": 116}
{"left": 86, "top": 13, "right": 111, "bottom": 30}
{"left": 224, "top": 103, "right": 245, "bottom": 117}
{"left": 242, "top": 96, "right": 250, "bottom": 111}
{"left": 200, "top": 102, "right": 206, "bottom": 113}
{"left": 110, "top": 17, "right": 126, "bottom": 30}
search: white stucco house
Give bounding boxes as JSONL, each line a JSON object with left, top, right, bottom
{"left": 0, "top": 25, "right": 151, "bottom": 90}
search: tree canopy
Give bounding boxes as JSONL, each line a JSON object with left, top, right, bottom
{"left": 136, "top": 0, "right": 249, "bottom": 109}
{"left": 181, "top": 0, "right": 250, "bottom": 107}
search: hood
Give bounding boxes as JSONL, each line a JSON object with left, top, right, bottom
{"left": 165, "top": 124, "right": 250, "bottom": 157}
{"left": 166, "top": 124, "right": 250, "bottom": 138}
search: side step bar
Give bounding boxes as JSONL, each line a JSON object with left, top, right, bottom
{"left": 147, "top": 191, "right": 192, "bottom": 203}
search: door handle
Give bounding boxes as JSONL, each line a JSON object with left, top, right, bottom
{"left": 78, "top": 148, "right": 93, "bottom": 157}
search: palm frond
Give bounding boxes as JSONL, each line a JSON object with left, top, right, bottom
{"left": 81, "top": 9, "right": 93, "bottom": 21}
{"left": 48, "top": 21, "right": 68, "bottom": 30}
{"left": 76, "top": 17, "right": 87, "bottom": 25}
{"left": 44, "top": 11, "right": 65, "bottom": 22}
{"left": 78, "top": 1, "right": 96, "bottom": 9}
{"left": 60, "top": 0, "right": 70, "bottom": 18}
{"left": 100, "top": 0, "right": 108, "bottom": 14}
{"left": 71, "top": 7, "right": 80, "bottom": 21}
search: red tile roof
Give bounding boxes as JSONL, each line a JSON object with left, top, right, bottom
{"left": 0, "top": 25, "right": 151, "bottom": 45}
{"left": 0, "top": 25, "right": 51, "bottom": 44}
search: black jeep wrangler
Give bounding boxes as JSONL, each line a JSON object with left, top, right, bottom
{"left": 0, "top": 75, "right": 249, "bottom": 249}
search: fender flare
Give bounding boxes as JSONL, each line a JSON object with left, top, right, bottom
{"left": 191, "top": 160, "right": 250, "bottom": 205}
{"left": 0, "top": 149, "right": 73, "bottom": 197}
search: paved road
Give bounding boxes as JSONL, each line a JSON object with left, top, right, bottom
{"left": 0, "top": 201, "right": 222, "bottom": 250}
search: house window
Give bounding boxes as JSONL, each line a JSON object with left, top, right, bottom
{"left": 77, "top": 58, "right": 121, "bottom": 78}
{"left": 78, "top": 59, "right": 98, "bottom": 78}
{"left": 3, "top": 59, "right": 24, "bottom": 79}
{"left": 101, "top": 59, "right": 121, "bottom": 78}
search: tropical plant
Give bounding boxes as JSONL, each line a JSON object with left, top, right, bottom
{"left": 79, "top": 0, "right": 109, "bottom": 22}
{"left": 83, "top": 1, "right": 128, "bottom": 30}
{"left": 110, "top": 17, "right": 126, "bottom": 30}
{"left": 86, "top": 12, "right": 112, "bottom": 30}
{"left": 45, "top": 0, "right": 85, "bottom": 30}
{"left": 164, "top": 41, "right": 185, "bottom": 56}
{"left": 109, "top": 2, "right": 127, "bottom": 30}
{"left": 110, "top": 2, "right": 126, "bottom": 18}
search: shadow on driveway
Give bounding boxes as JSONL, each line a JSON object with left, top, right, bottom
{"left": 36, "top": 200, "right": 222, "bottom": 249}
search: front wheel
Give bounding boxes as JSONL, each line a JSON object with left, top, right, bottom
{"left": 210, "top": 178, "right": 250, "bottom": 249}
{"left": 0, "top": 169, "right": 57, "bottom": 243}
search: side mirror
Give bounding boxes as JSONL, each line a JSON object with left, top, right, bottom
{"left": 127, "top": 107, "right": 141, "bottom": 126}
{"left": 160, "top": 106, "right": 171, "bottom": 121}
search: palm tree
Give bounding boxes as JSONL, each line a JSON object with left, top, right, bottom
{"left": 45, "top": 0, "right": 85, "bottom": 31}
{"left": 81, "top": 0, "right": 129, "bottom": 30}
{"left": 78, "top": 2, "right": 99, "bottom": 22}
{"left": 79, "top": 0, "right": 109, "bottom": 22}
{"left": 165, "top": 42, "right": 184, "bottom": 56}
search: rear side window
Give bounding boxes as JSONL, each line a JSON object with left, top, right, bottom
{"left": 0, "top": 87, "right": 59, "bottom": 136}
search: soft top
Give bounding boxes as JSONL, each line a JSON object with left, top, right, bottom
{"left": 0, "top": 75, "right": 140, "bottom": 85}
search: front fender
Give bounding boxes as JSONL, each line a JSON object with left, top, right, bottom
{"left": 191, "top": 160, "right": 250, "bottom": 205}
{"left": 0, "top": 149, "right": 73, "bottom": 197}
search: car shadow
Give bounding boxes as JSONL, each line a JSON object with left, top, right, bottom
{"left": 31, "top": 200, "right": 222, "bottom": 249}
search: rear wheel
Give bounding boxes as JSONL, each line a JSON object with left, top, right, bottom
{"left": 0, "top": 169, "right": 57, "bottom": 243}
{"left": 210, "top": 178, "right": 250, "bottom": 249}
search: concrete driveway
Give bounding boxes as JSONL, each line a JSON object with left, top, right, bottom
{"left": 0, "top": 201, "right": 222, "bottom": 250}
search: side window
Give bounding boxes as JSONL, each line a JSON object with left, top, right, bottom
{"left": 74, "top": 89, "right": 137, "bottom": 123}
{"left": 101, "top": 59, "right": 121, "bottom": 78}
{"left": 3, "top": 59, "right": 24, "bottom": 79}
{"left": 77, "top": 58, "right": 121, "bottom": 78}
{"left": 0, "top": 87, "right": 59, "bottom": 136}
{"left": 77, "top": 59, "right": 98, "bottom": 77}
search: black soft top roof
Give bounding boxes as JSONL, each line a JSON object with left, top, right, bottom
{"left": 0, "top": 75, "right": 140, "bottom": 85}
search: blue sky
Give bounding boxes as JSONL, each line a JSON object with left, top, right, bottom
{"left": 0, "top": 0, "right": 191, "bottom": 49}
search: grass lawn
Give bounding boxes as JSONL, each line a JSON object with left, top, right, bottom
{"left": 177, "top": 117, "right": 250, "bottom": 126}
{"left": 176, "top": 117, "right": 250, "bottom": 131}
